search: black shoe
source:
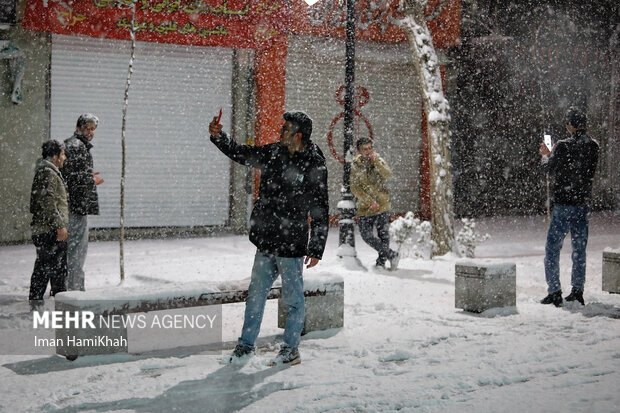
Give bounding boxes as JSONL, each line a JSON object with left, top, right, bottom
{"left": 540, "top": 290, "right": 563, "bottom": 307}
{"left": 268, "top": 347, "right": 301, "bottom": 366}
{"left": 565, "top": 288, "right": 585, "bottom": 305}
{"left": 229, "top": 344, "right": 254, "bottom": 364}
{"left": 29, "top": 300, "right": 44, "bottom": 312}
{"left": 389, "top": 251, "right": 400, "bottom": 271}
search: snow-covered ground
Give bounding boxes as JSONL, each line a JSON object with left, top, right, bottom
{"left": 0, "top": 211, "right": 619, "bottom": 412}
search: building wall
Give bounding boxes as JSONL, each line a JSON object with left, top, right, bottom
{"left": 450, "top": 0, "right": 618, "bottom": 216}
{"left": 0, "top": 3, "right": 50, "bottom": 243}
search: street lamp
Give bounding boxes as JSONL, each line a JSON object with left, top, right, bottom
{"left": 304, "top": 0, "right": 359, "bottom": 261}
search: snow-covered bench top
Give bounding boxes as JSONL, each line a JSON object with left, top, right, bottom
{"left": 603, "top": 248, "right": 620, "bottom": 261}
{"left": 54, "top": 273, "right": 344, "bottom": 315}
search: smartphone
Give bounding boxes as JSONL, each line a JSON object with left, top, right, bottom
{"left": 217, "top": 108, "right": 222, "bottom": 125}
{"left": 544, "top": 134, "right": 552, "bottom": 151}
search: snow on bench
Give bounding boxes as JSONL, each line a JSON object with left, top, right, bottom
{"left": 53, "top": 273, "right": 344, "bottom": 359}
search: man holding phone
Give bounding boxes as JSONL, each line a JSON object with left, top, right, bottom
{"left": 209, "top": 110, "right": 329, "bottom": 366}
{"left": 539, "top": 107, "right": 599, "bottom": 307}
{"left": 351, "top": 137, "right": 399, "bottom": 270}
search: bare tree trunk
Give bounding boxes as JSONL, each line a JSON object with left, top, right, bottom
{"left": 119, "top": 1, "right": 137, "bottom": 282}
{"left": 398, "top": 0, "right": 455, "bottom": 256}
{"left": 609, "top": 23, "right": 619, "bottom": 209}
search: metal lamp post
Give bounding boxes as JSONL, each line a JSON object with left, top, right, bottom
{"left": 305, "top": 0, "right": 359, "bottom": 259}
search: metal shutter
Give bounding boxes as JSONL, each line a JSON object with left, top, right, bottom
{"left": 285, "top": 35, "right": 422, "bottom": 215}
{"left": 51, "top": 34, "right": 232, "bottom": 228}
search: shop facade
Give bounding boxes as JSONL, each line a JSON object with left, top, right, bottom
{"left": 0, "top": 0, "right": 460, "bottom": 243}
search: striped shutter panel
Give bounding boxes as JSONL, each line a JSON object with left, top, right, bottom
{"left": 51, "top": 34, "right": 232, "bottom": 228}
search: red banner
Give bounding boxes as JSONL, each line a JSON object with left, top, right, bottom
{"left": 23, "top": 0, "right": 292, "bottom": 49}
{"left": 23, "top": 0, "right": 460, "bottom": 49}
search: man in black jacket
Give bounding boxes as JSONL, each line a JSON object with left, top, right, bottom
{"left": 209, "top": 111, "right": 329, "bottom": 365}
{"left": 539, "top": 107, "right": 599, "bottom": 307}
{"left": 61, "top": 113, "right": 103, "bottom": 291}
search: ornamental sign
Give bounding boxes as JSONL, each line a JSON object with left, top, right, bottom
{"left": 23, "top": 0, "right": 292, "bottom": 49}
{"left": 23, "top": 0, "right": 460, "bottom": 49}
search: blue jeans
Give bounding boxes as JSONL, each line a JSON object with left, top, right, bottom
{"left": 544, "top": 205, "right": 589, "bottom": 294}
{"left": 239, "top": 251, "right": 305, "bottom": 350}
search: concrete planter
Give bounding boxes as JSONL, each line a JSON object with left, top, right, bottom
{"left": 455, "top": 262, "right": 516, "bottom": 313}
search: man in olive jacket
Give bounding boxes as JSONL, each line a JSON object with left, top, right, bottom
{"left": 61, "top": 113, "right": 102, "bottom": 291}
{"left": 29, "top": 140, "right": 69, "bottom": 302}
{"left": 351, "top": 137, "right": 399, "bottom": 270}
{"left": 209, "top": 110, "right": 329, "bottom": 366}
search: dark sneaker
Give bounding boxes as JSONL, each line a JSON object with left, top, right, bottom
{"left": 29, "top": 300, "right": 44, "bottom": 312}
{"left": 540, "top": 290, "right": 563, "bottom": 307}
{"left": 229, "top": 344, "right": 254, "bottom": 364}
{"left": 565, "top": 288, "right": 585, "bottom": 305}
{"left": 268, "top": 347, "right": 301, "bottom": 366}
{"left": 389, "top": 251, "right": 400, "bottom": 271}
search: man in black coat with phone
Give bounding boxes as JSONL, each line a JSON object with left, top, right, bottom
{"left": 209, "top": 110, "right": 329, "bottom": 366}
{"left": 539, "top": 106, "right": 599, "bottom": 307}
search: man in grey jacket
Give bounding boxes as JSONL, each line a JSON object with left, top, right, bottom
{"left": 61, "top": 114, "right": 103, "bottom": 291}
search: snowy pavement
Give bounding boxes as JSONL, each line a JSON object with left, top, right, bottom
{"left": 0, "top": 211, "right": 619, "bottom": 412}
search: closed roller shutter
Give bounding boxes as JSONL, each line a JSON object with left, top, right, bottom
{"left": 51, "top": 34, "right": 232, "bottom": 228}
{"left": 285, "top": 35, "right": 422, "bottom": 215}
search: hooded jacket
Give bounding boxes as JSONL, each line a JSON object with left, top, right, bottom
{"left": 545, "top": 129, "right": 599, "bottom": 207}
{"left": 350, "top": 153, "right": 392, "bottom": 216}
{"left": 62, "top": 133, "right": 99, "bottom": 215}
{"left": 30, "top": 159, "right": 69, "bottom": 236}
{"left": 211, "top": 132, "right": 329, "bottom": 259}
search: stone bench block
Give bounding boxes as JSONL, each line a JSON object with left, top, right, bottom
{"left": 53, "top": 276, "right": 344, "bottom": 358}
{"left": 278, "top": 280, "right": 344, "bottom": 334}
{"left": 455, "top": 262, "right": 516, "bottom": 313}
{"left": 602, "top": 250, "right": 620, "bottom": 294}
{"left": 54, "top": 300, "right": 128, "bottom": 358}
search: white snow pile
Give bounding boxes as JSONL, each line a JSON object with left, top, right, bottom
{"left": 0, "top": 212, "right": 619, "bottom": 412}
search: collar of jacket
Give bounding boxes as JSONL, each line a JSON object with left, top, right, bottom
{"left": 571, "top": 129, "right": 588, "bottom": 139}
{"left": 281, "top": 140, "right": 323, "bottom": 161}
{"left": 38, "top": 158, "right": 62, "bottom": 176}
{"left": 73, "top": 132, "right": 94, "bottom": 150}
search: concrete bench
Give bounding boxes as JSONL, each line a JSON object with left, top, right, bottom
{"left": 602, "top": 250, "right": 620, "bottom": 294}
{"left": 455, "top": 262, "right": 516, "bottom": 313}
{"left": 53, "top": 274, "right": 344, "bottom": 359}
